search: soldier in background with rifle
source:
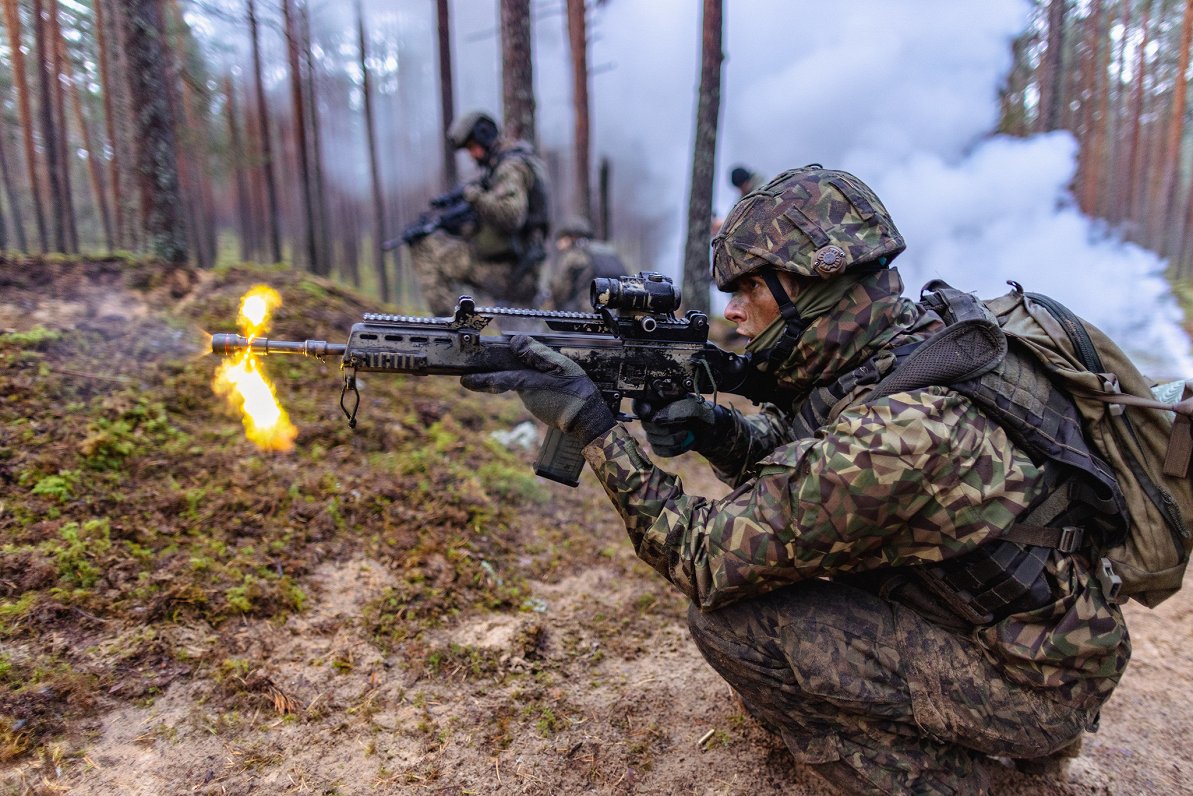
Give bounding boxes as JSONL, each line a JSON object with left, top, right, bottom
{"left": 542, "top": 216, "right": 629, "bottom": 312}
{"left": 399, "top": 111, "right": 550, "bottom": 316}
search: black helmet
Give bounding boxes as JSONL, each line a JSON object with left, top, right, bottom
{"left": 729, "top": 165, "right": 754, "bottom": 189}
{"left": 447, "top": 111, "right": 501, "bottom": 152}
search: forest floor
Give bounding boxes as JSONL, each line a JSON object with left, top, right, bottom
{"left": 0, "top": 256, "right": 1191, "bottom": 796}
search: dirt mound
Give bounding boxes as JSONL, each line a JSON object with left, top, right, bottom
{"left": 1, "top": 255, "right": 1190, "bottom": 795}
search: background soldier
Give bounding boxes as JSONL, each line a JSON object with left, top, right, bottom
{"left": 712, "top": 164, "right": 763, "bottom": 236}
{"left": 460, "top": 165, "right": 1125, "bottom": 794}
{"left": 543, "top": 216, "right": 629, "bottom": 312}
{"left": 409, "top": 111, "right": 550, "bottom": 314}
{"left": 728, "top": 163, "right": 762, "bottom": 197}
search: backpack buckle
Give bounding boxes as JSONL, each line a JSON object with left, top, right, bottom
{"left": 1058, "top": 526, "right": 1084, "bottom": 553}
{"left": 1096, "top": 557, "right": 1123, "bottom": 603}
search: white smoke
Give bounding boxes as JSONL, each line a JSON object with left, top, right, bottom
{"left": 587, "top": 0, "right": 1193, "bottom": 375}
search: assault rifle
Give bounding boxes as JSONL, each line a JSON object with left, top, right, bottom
{"left": 382, "top": 186, "right": 478, "bottom": 250}
{"left": 212, "top": 273, "right": 772, "bottom": 486}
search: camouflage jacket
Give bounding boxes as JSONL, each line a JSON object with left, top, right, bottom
{"left": 546, "top": 241, "right": 627, "bottom": 312}
{"left": 468, "top": 142, "right": 549, "bottom": 263}
{"left": 582, "top": 269, "right": 1129, "bottom": 709}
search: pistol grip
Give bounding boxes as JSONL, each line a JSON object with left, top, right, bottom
{"left": 533, "top": 427, "right": 586, "bottom": 487}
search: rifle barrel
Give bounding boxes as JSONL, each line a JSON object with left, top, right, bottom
{"left": 211, "top": 334, "right": 346, "bottom": 359}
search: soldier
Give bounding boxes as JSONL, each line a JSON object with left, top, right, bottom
{"left": 544, "top": 216, "right": 629, "bottom": 312}
{"left": 461, "top": 165, "right": 1126, "bottom": 794}
{"left": 728, "top": 163, "right": 762, "bottom": 197}
{"left": 410, "top": 111, "right": 550, "bottom": 315}
{"left": 712, "top": 164, "right": 763, "bottom": 236}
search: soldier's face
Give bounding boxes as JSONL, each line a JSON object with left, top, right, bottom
{"left": 724, "top": 273, "right": 782, "bottom": 339}
{"left": 466, "top": 142, "right": 487, "bottom": 163}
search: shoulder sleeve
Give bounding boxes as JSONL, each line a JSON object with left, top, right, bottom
{"left": 472, "top": 156, "right": 532, "bottom": 232}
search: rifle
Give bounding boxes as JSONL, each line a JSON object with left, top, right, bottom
{"left": 382, "top": 186, "right": 477, "bottom": 250}
{"left": 211, "top": 273, "right": 770, "bottom": 487}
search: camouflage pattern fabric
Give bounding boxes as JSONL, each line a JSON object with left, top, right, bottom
{"left": 579, "top": 264, "right": 1129, "bottom": 786}
{"left": 545, "top": 240, "right": 627, "bottom": 312}
{"left": 410, "top": 143, "right": 545, "bottom": 315}
{"left": 687, "top": 579, "right": 1096, "bottom": 794}
{"left": 711, "top": 166, "right": 906, "bottom": 290}
{"left": 408, "top": 231, "right": 536, "bottom": 315}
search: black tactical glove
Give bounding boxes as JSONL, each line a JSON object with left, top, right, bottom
{"left": 460, "top": 335, "right": 616, "bottom": 445}
{"left": 633, "top": 395, "right": 720, "bottom": 457}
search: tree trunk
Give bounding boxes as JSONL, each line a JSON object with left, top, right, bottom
{"left": 178, "top": 78, "right": 213, "bottom": 269}
{"left": 358, "top": 2, "right": 390, "bottom": 302}
{"left": 1155, "top": 0, "right": 1193, "bottom": 258}
{"left": 500, "top": 0, "right": 536, "bottom": 143}
{"left": 566, "top": 0, "right": 592, "bottom": 222}
{"left": 120, "top": 0, "right": 189, "bottom": 263}
{"left": 247, "top": 0, "right": 282, "bottom": 265}
{"left": 47, "top": 0, "right": 77, "bottom": 252}
{"left": 435, "top": 0, "right": 457, "bottom": 187}
{"left": 1037, "top": 0, "right": 1067, "bottom": 133}
{"left": 3, "top": 0, "right": 47, "bottom": 252}
{"left": 1124, "top": 0, "right": 1154, "bottom": 227}
{"left": 598, "top": 155, "right": 611, "bottom": 241}
{"left": 282, "top": 0, "right": 320, "bottom": 274}
{"left": 300, "top": 2, "right": 332, "bottom": 275}
{"left": 998, "top": 32, "right": 1032, "bottom": 136}
{"left": 1079, "top": 0, "right": 1107, "bottom": 215}
{"left": 224, "top": 77, "right": 255, "bottom": 262}
{"left": 681, "top": 0, "right": 722, "bottom": 316}
{"left": 95, "top": 0, "right": 139, "bottom": 251}
{"left": 57, "top": 9, "right": 114, "bottom": 251}
{"left": 32, "top": 0, "right": 67, "bottom": 251}
{"left": 0, "top": 122, "right": 28, "bottom": 251}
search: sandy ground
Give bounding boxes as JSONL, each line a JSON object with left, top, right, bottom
{"left": 7, "top": 459, "right": 1191, "bottom": 796}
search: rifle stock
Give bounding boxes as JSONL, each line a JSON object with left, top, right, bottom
{"left": 211, "top": 273, "right": 766, "bottom": 486}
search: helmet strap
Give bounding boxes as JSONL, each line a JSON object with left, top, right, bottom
{"left": 747, "top": 262, "right": 889, "bottom": 373}
{"left": 756, "top": 270, "right": 810, "bottom": 372}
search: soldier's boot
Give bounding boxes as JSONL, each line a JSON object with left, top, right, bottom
{"left": 1011, "top": 733, "right": 1084, "bottom": 775}
{"left": 805, "top": 761, "right": 882, "bottom": 795}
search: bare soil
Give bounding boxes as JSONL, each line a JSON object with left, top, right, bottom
{"left": 0, "top": 257, "right": 1190, "bottom": 795}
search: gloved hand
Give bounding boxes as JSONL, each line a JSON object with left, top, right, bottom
{"left": 460, "top": 335, "right": 616, "bottom": 445}
{"left": 461, "top": 182, "right": 483, "bottom": 203}
{"left": 633, "top": 395, "right": 718, "bottom": 457}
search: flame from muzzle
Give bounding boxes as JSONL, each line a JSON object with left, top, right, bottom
{"left": 212, "top": 285, "right": 297, "bottom": 452}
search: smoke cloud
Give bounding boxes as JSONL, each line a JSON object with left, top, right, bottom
{"left": 586, "top": 0, "right": 1193, "bottom": 374}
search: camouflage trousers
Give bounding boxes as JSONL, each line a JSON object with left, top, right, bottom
{"left": 687, "top": 579, "right": 1096, "bottom": 795}
{"left": 409, "top": 231, "right": 540, "bottom": 316}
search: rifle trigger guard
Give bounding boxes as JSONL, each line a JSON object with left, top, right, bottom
{"left": 340, "top": 370, "right": 361, "bottom": 429}
{"left": 696, "top": 357, "right": 719, "bottom": 407}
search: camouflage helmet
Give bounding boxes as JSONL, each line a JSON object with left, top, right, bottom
{"left": 711, "top": 165, "right": 905, "bottom": 291}
{"left": 556, "top": 215, "right": 594, "bottom": 240}
{"left": 447, "top": 111, "right": 501, "bottom": 151}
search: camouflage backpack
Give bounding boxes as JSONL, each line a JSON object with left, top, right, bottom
{"left": 890, "top": 281, "right": 1193, "bottom": 607}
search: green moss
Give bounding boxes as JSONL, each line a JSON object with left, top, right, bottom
{"left": 0, "top": 593, "right": 35, "bottom": 636}
{"left": 53, "top": 518, "right": 112, "bottom": 588}
{"left": 30, "top": 470, "right": 79, "bottom": 503}
{"left": 0, "top": 326, "right": 62, "bottom": 347}
{"left": 476, "top": 460, "right": 548, "bottom": 504}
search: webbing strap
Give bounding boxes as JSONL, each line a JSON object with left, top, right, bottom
{"left": 1003, "top": 524, "right": 1085, "bottom": 553}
